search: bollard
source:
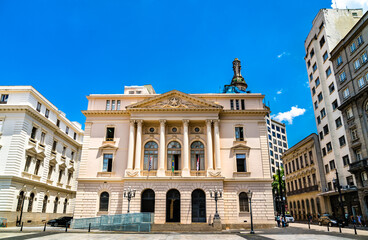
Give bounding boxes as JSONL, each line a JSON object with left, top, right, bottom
{"left": 339, "top": 224, "right": 342, "bottom": 233}
{"left": 43, "top": 222, "right": 46, "bottom": 232}
{"left": 354, "top": 224, "right": 357, "bottom": 235}
{"left": 88, "top": 223, "right": 91, "bottom": 233}
{"left": 20, "top": 222, "right": 23, "bottom": 232}
{"left": 327, "top": 224, "right": 329, "bottom": 232}
{"left": 65, "top": 223, "right": 68, "bottom": 232}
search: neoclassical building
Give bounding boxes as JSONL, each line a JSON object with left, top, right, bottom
{"left": 0, "top": 86, "right": 84, "bottom": 226}
{"left": 74, "top": 59, "right": 274, "bottom": 227}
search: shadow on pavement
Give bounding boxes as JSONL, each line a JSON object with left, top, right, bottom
{"left": 0, "top": 232, "right": 60, "bottom": 240}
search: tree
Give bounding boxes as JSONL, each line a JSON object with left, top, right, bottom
{"left": 272, "top": 166, "right": 285, "bottom": 216}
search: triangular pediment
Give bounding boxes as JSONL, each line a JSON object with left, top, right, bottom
{"left": 126, "top": 90, "right": 223, "bottom": 110}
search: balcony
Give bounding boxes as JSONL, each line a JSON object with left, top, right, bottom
{"left": 349, "top": 158, "right": 368, "bottom": 173}
{"left": 166, "top": 170, "right": 181, "bottom": 176}
{"left": 286, "top": 185, "right": 319, "bottom": 196}
{"left": 141, "top": 170, "right": 157, "bottom": 177}
{"left": 190, "top": 171, "right": 206, "bottom": 176}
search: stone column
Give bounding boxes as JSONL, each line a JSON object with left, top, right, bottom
{"left": 157, "top": 120, "right": 166, "bottom": 177}
{"left": 214, "top": 120, "right": 221, "bottom": 170}
{"left": 206, "top": 120, "right": 214, "bottom": 170}
{"left": 126, "top": 120, "right": 135, "bottom": 170}
{"left": 134, "top": 120, "right": 143, "bottom": 171}
{"left": 182, "top": 119, "right": 190, "bottom": 177}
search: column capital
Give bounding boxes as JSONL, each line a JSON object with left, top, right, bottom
{"left": 136, "top": 119, "right": 143, "bottom": 125}
{"left": 206, "top": 119, "right": 213, "bottom": 125}
{"left": 129, "top": 120, "right": 136, "bottom": 125}
{"left": 159, "top": 119, "right": 166, "bottom": 125}
{"left": 182, "top": 119, "right": 190, "bottom": 125}
{"left": 213, "top": 119, "right": 220, "bottom": 125}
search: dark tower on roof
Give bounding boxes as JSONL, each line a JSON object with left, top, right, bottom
{"left": 223, "top": 58, "right": 248, "bottom": 93}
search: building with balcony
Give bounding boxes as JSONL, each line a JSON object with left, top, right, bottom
{"left": 74, "top": 59, "right": 274, "bottom": 227}
{"left": 330, "top": 10, "right": 368, "bottom": 222}
{"left": 0, "top": 86, "right": 84, "bottom": 226}
{"left": 282, "top": 133, "right": 328, "bottom": 221}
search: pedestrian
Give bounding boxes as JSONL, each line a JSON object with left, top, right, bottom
{"left": 282, "top": 216, "right": 285, "bottom": 227}
{"left": 357, "top": 215, "right": 362, "bottom": 227}
{"left": 276, "top": 215, "right": 281, "bottom": 227}
{"left": 308, "top": 214, "right": 312, "bottom": 224}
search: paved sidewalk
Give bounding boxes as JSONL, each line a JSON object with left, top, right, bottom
{"left": 289, "top": 222, "right": 368, "bottom": 236}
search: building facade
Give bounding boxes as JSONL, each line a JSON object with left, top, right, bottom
{"left": 74, "top": 59, "right": 275, "bottom": 227}
{"left": 304, "top": 8, "right": 363, "bottom": 219}
{"left": 282, "top": 134, "right": 328, "bottom": 221}
{"left": 0, "top": 86, "right": 84, "bottom": 226}
{"left": 330, "top": 11, "right": 368, "bottom": 221}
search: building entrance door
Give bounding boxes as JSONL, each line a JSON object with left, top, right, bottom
{"left": 192, "top": 189, "right": 206, "bottom": 223}
{"left": 166, "top": 189, "right": 180, "bottom": 222}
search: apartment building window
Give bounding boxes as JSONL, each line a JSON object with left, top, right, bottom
{"left": 283, "top": 142, "right": 287, "bottom": 148}
{"left": 36, "top": 102, "right": 42, "bottom": 112}
{"left": 272, "top": 131, "right": 276, "bottom": 137}
{"left": 102, "top": 154, "right": 113, "bottom": 172}
{"left": 358, "top": 77, "right": 366, "bottom": 88}
{"left": 319, "top": 22, "right": 324, "bottom": 30}
{"left": 281, "top": 128, "right": 285, "bottom": 134}
{"left": 309, "top": 151, "right": 313, "bottom": 164}
{"left": 323, "top": 51, "right": 328, "bottom": 62}
{"left": 117, "top": 100, "right": 121, "bottom": 110}
{"left": 58, "top": 169, "right": 63, "bottom": 183}
{"left": 312, "top": 87, "right": 316, "bottom": 95}
{"left": 339, "top": 72, "right": 346, "bottom": 82}
{"left": 319, "top": 36, "right": 325, "bottom": 48}
{"left": 56, "top": 119, "right": 60, "bottom": 127}
{"left": 30, "top": 126, "right": 37, "bottom": 139}
{"left": 48, "top": 165, "right": 54, "bottom": 179}
{"left": 307, "top": 60, "right": 311, "bottom": 68}
{"left": 317, "top": 116, "right": 321, "bottom": 125}
{"left": 111, "top": 100, "right": 115, "bottom": 110}
{"left": 230, "top": 99, "right": 234, "bottom": 110}
{"left": 275, "top": 154, "right": 279, "bottom": 160}
{"left": 351, "top": 128, "right": 358, "bottom": 141}
{"left": 270, "top": 150, "right": 273, "bottom": 157}
{"left": 326, "top": 67, "right": 331, "bottom": 78}
{"left": 357, "top": 35, "right": 364, "bottom": 45}
{"left": 106, "top": 127, "right": 115, "bottom": 141}
{"left": 347, "top": 176, "right": 354, "bottom": 187}
{"left": 313, "top": 63, "right": 317, "bottom": 72}
{"left": 62, "top": 146, "right": 66, "bottom": 157}
{"left": 241, "top": 99, "right": 245, "bottom": 110}
{"left": 235, "top": 99, "right": 239, "bottom": 110}
{"left": 73, "top": 132, "right": 77, "bottom": 140}
{"left": 235, "top": 127, "right": 244, "bottom": 141}
{"left": 318, "top": 92, "right": 323, "bottom": 102}
{"left": 45, "top": 109, "right": 49, "bottom": 118}
{"left": 310, "top": 48, "right": 314, "bottom": 58}
{"left": 236, "top": 154, "right": 246, "bottom": 172}
{"left": 322, "top": 147, "right": 326, "bottom": 157}
{"left": 277, "top": 133, "right": 281, "bottom": 139}
{"left": 346, "top": 107, "right": 354, "bottom": 119}
{"left": 71, "top": 151, "right": 75, "bottom": 161}
{"left": 65, "top": 126, "right": 69, "bottom": 134}
{"left": 34, "top": 159, "right": 41, "bottom": 175}
{"left": 0, "top": 94, "right": 8, "bottom": 103}
{"left": 354, "top": 59, "right": 361, "bottom": 70}
{"left": 350, "top": 42, "right": 357, "bottom": 53}
{"left": 24, "top": 156, "right": 32, "bottom": 172}
{"left": 337, "top": 56, "right": 343, "bottom": 66}
{"left": 315, "top": 77, "right": 320, "bottom": 87}
{"left": 52, "top": 140, "right": 57, "bottom": 152}
{"left": 335, "top": 117, "right": 342, "bottom": 128}
{"left": 329, "top": 83, "right": 335, "bottom": 94}
{"left": 319, "top": 131, "right": 324, "bottom": 140}
{"left": 332, "top": 100, "right": 338, "bottom": 111}
{"left": 361, "top": 52, "right": 368, "bottom": 63}
{"left": 339, "top": 135, "right": 346, "bottom": 147}
{"left": 323, "top": 124, "right": 329, "bottom": 135}
{"left": 329, "top": 160, "right": 335, "bottom": 170}
{"left": 309, "top": 73, "right": 313, "bottom": 81}
{"left": 326, "top": 142, "right": 332, "bottom": 152}
{"left": 272, "top": 124, "right": 275, "bottom": 130}
{"left": 320, "top": 108, "right": 326, "bottom": 118}
{"left": 342, "top": 155, "right": 350, "bottom": 166}
{"left": 282, "top": 135, "right": 286, "bottom": 141}
{"left": 325, "top": 164, "right": 329, "bottom": 173}
{"left": 355, "top": 149, "right": 362, "bottom": 161}
{"left": 67, "top": 172, "right": 73, "bottom": 185}
{"left": 106, "top": 100, "right": 110, "bottom": 110}
{"left": 40, "top": 132, "right": 46, "bottom": 144}
{"left": 343, "top": 88, "right": 350, "bottom": 99}
{"left": 272, "top": 167, "right": 275, "bottom": 173}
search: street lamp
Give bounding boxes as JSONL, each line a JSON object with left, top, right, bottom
{"left": 209, "top": 187, "right": 222, "bottom": 220}
{"left": 248, "top": 190, "right": 254, "bottom": 234}
{"left": 123, "top": 186, "right": 136, "bottom": 213}
{"left": 332, "top": 170, "right": 345, "bottom": 224}
{"left": 17, "top": 190, "right": 26, "bottom": 226}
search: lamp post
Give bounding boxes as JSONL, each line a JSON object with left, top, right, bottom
{"left": 17, "top": 191, "right": 26, "bottom": 226}
{"left": 248, "top": 190, "right": 254, "bottom": 234}
{"left": 332, "top": 170, "right": 345, "bottom": 224}
{"left": 209, "top": 187, "right": 222, "bottom": 220}
{"left": 123, "top": 186, "right": 136, "bottom": 213}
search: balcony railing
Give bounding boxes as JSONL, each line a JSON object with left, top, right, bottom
{"left": 286, "top": 185, "right": 319, "bottom": 196}
{"left": 190, "top": 171, "right": 206, "bottom": 176}
{"left": 165, "top": 170, "right": 181, "bottom": 176}
{"left": 349, "top": 158, "right": 368, "bottom": 173}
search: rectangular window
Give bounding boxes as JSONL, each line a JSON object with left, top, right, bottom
{"left": 358, "top": 77, "right": 365, "bottom": 88}
{"left": 357, "top": 35, "right": 363, "bottom": 45}
{"left": 65, "top": 126, "right": 69, "bottom": 134}
{"left": 48, "top": 165, "right": 54, "bottom": 179}
{"left": 322, "top": 147, "right": 326, "bottom": 156}
{"left": 106, "top": 100, "right": 110, "bottom": 110}
{"left": 326, "top": 67, "right": 331, "bottom": 77}
{"left": 347, "top": 176, "right": 354, "bottom": 186}
{"left": 52, "top": 140, "right": 57, "bottom": 152}
{"left": 315, "top": 77, "right": 320, "bottom": 87}
{"left": 325, "top": 164, "right": 329, "bottom": 173}
{"left": 281, "top": 128, "right": 285, "bottom": 134}
{"left": 326, "top": 142, "right": 332, "bottom": 152}
{"left": 117, "top": 100, "right": 121, "bottom": 110}
{"left": 230, "top": 99, "right": 234, "bottom": 110}
{"left": 31, "top": 126, "right": 37, "bottom": 139}
{"left": 106, "top": 127, "right": 115, "bottom": 141}
{"left": 310, "top": 48, "right": 314, "bottom": 58}
{"left": 361, "top": 52, "right": 368, "bottom": 63}
{"left": 323, "top": 51, "right": 328, "bottom": 61}
{"left": 309, "top": 151, "right": 314, "bottom": 164}
{"left": 56, "top": 119, "right": 60, "bottom": 127}
{"left": 235, "top": 99, "right": 239, "bottom": 110}
{"left": 36, "top": 102, "right": 42, "bottom": 112}
{"left": 342, "top": 155, "right": 350, "bottom": 166}
{"left": 319, "top": 131, "right": 324, "bottom": 140}
{"left": 323, "top": 124, "right": 329, "bottom": 135}
{"left": 45, "top": 109, "right": 49, "bottom": 118}
{"left": 34, "top": 159, "right": 41, "bottom": 175}
{"left": 355, "top": 149, "right": 362, "bottom": 160}
{"left": 351, "top": 128, "right": 358, "bottom": 141}
{"left": 313, "top": 63, "right": 317, "bottom": 72}
{"left": 319, "top": 36, "right": 325, "bottom": 48}
{"left": 350, "top": 42, "right": 357, "bottom": 53}
{"left": 332, "top": 99, "right": 338, "bottom": 110}
{"left": 58, "top": 169, "right": 63, "bottom": 183}
{"left": 343, "top": 88, "right": 350, "bottom": 99}
{"left": 317, "top": 116, "right": 321, "bottom": 125}
{"left": 236, "top": 154, "right": 246, "bottom": 172}
{"left": 71, "top": 151, "right": 75, "bottom": 161}
{"left": 111, "top": 100, "right": 116, "bottom": 110}
{"left": 235, "top": 127, "right": 244, "bottom": 141}
{"left": 102, "top": 154, "right": 113, "bottom": 172}
{"left": 292, "top": 161, "right": 295, "bottom": 171}
{"left": 300, "top": 156, "right": 304, "bottom": 168}
{"left": 312, "top": 87, "right": 316, "bottom": 95}
{"left": 73, "top": 132, "right": 77, "bottom": 140}
{"left": 318, "top": 92, "right": 323, "bottom": 102}
{"left": 329, "top": 83, "right": 335, "bottom": 94}
{"left": 67, "top": 172, "right": 73, "bottom": 185}
{"left": 307, "top": 60, "right": 311, "bottom": 68}
{"left": 241, "top": 99, "right": 245, "bottom": 110}
{"left": 329, "top": 160, "right": 335, "bottom": 170}
{"left": 339, "top": 135, "right": 346, "bottom": 147}
{"left": 0, "top": 94, "right": 9, "bottom": 103}
{"left": 62, "top": 146, "right": 66, "bottom": 156}
{"left": 335, "top": 117, "right": 342, "bottom": 128}
{"left": 354, "top": 59, "right": 361, "bottom": 70}
{"left": 320, "top": 108, "right": 326, "bottom": 118}
{"left": 40, "top": 132, "right": 46, "bottom": 144}
{"left": 24, "top": 156, "right": 32, "bottom": 172}
{"left": 309, "top": 73, "right": 313, "bottom": 81}
{"left": 337, "top": 56, "right": 343, "bottom": 66}
{"left": 296, "top": 158, "right": 299, "bottom": 170}
{"left": 346, "top": 107, "right": 353, "bottom": 119}
{"left": 304, "top": 153, "right": 308, "bottom": 166}
{"left": 270, "top": 150, "right": 273, "bottom": 157}
{"left": 339, "top": 72, "right": 346, "bottom": 82}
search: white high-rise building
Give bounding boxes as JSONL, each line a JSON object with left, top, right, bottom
{"left": 304, "top": 8, "right": 363, "bottom": 216}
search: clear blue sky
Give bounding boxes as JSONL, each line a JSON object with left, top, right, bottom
{"left": 0, "top": 0, "right": 364, "bottom": 146}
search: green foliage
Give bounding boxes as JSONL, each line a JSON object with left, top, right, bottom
{"left": 272, "top": 167, "right": 285, "bottom": 194}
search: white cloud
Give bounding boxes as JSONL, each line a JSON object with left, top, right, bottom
{"left": 331, "top": 0, "right": 368, "bottom": 11}
{"left": 277, "top": 89, "right": 283, "bottom": 94}
{"left": 304, "top": 81, "right": 310, "bottom": 88}
{"left": 277, "top": 52, "right": 290, "bottom": 59}
{"left": 272, "top": 106, "right": 306, "bottom": 124}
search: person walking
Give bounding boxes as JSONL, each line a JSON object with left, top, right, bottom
{"left": 276, "top": 215, "right": 281, "bottom": 227}
{"left": 357, "top": 215, "right": 362, "bottom": 227}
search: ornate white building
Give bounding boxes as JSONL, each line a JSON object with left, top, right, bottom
{"left": 0, "top": 86, "right": 84, "bottom": 226}
{"left": 74, "top": 59, "right": 274, "bottom": 228}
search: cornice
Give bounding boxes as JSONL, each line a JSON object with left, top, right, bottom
{"left": 77, "top": 177, "right": 272, "bottom": 183}
{"left": 127, "top": 108, "right": 222, "bottom": 112}
{"left": 82, "top": 110, "right": 130, "bottom": 116}
{"left": 221, "top": 109, "right": 269, "bottom": 115}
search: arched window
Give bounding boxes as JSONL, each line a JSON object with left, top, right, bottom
{"left": 167, "top": 141, "right": 181, "bottom": 171}
{"left": 306, "top": 199, "right": 310, "bottom": 214}
{"left": 190, "top": 141, "right": 205, "bottom": 170}
{"left": 141, "top": 189, "right": 155, "bottom": 213}
{"left": 63, "top": 199, "right": 68, "bottom": 214}
{"left": 42, "top": 195, "right": 48, "bottom": 213}
{"left": 144, "top": 142, "right": 158, "bottom": 170}
{"left": 311, "top": 198, "right": 316, "bottom": 214}
{"left": 53, "top": 197, "right": 58, "bottom": 213}
{"left": 293, "top": 201, "right": 296, "bottom": 209}
{"left": 99, "top": 192, "right": 109, "bottom": 211}
{"left": 239, "top": 192, "right": 249, "bottom": 212}
{"left": 16, "top": 191, "right": 24, "bottom": 212}
{"left": 27, "top": 193, "right": 35, "bottom": 212}
{"left": 316, "top": 197, "right": 321, "bottom": 214}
